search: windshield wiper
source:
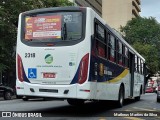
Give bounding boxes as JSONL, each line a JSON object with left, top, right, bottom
{"left": 62, "top": 22, "right": 67, "bottom": 40}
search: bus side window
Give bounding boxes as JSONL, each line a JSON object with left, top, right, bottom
{"left": 141, "top": 61, "right": 144, "bottom": 74}
{"left": 125, "top": 47, "right": 129, "bottom": 68}
{"left": 96, "top": 24, "right": 105, "bottom": 42}
{"left": 105, "top": 31, "right": 108, "bottom": 59}
{"left": 118, "top": 41, "right": 123, "bottom": 65}
{"left": 109, "top": 34, "right": 115, "bottom": 62}
{"left": 95, "top": 21, "right": 106, "bottom": 58}
{"left": 122, "top": 44, "right": 125, "bottom": 66}
{"left": 135, "top": 55, "right": 137, "bottom": 72}
{"left": 138, "top": 58, "right": 141, "bottom": 73}
{"left": 97, "top": 42, "right": 105, "bottom": 58}
{"left": 108, "top": 34, "right": 111, "bottom": 60}
{"left": 137, "top": 57, "right": 139, "bottom": 73}
{"left": 115, "top": 39, "right": 118, "bottom": 63}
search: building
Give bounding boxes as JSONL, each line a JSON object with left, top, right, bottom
{"left": 69, "top": 0, "right": 141, "bottom": 31}
{"left": 71, "top": 0, "right": 102, "bottom": 16}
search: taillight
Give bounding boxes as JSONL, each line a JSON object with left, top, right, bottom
{"left": 17, "top": 54, "right": 24, "bottom": 82}
{"left": 78, "top": 53, "right": 89, "bottom": 84}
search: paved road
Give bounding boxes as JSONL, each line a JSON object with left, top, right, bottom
{"left": 0, "top": 93, "right": 160, "bottom": 120}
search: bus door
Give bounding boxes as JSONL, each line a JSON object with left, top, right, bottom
{"left": 129, "top": 52, "right": 135, "bottom": 97}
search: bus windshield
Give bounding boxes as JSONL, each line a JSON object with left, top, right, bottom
{"left": 24, "top": 12, "right": 83, "bottom": 42}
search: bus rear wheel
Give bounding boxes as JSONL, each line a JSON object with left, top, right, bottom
{"left": 4, "top": 91, "right": 12, "bottom": 100}
{"left": 117, "top": 86, "right": 124, "bottom": 108}
{"left": 67, "top": 99, "right": 84, "bottom": 106}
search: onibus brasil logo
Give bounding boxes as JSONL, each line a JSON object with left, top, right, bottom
{"left": 45, "top": 54, "right": 53, "bottom": 64}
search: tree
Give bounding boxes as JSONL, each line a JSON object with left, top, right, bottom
{"left": 120, "top": 17, "right": 160, "bottom": 45}
{"left": 0, "top": 0, "right": 73, "bottom": 72}
{"left": 132, "top": 42, "right": 159, "bottom": 73}
{"left": 120, "top": 17, "right": 160, "bottom": 73}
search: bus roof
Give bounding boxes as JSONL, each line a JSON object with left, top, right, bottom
{"left": 22, "top": 6, "right": 85, "bottom": 14}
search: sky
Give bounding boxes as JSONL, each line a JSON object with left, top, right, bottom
{"left": 140, "top": 0, "right": 160, "bottom": 22}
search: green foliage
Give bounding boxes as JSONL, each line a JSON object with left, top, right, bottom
{"left": 121, "top": 17, "right": 160, "bottom": 45}
{"left": 0, "top": 0, "right": 73, "bottom": 72}
{"left": 121, "top": 17, "right": 160, "bottom": 73}
{"left": 132, "top": 42, "right": 159, "bottom": 73}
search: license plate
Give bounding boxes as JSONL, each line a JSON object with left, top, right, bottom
{"left": 43, "top": 73, "right": 56, "bottom": 78}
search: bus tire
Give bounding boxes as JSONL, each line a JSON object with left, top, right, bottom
{"left": 117, "top": 86, "right": 124, "bottom": 108}
{"left": 4, "top": 91, "right": 12, "bottom": 100}
{"left": 67, "top": 99, "right": 84, "bottom": 106}
{"left": 22, "top": 96, "right": 28, "bottom": 101}
{"left": 16, "top": 95, "right": 23, "bottom": 99}
{"left": 135, "top": 96, "right": 140, "bottom": 101}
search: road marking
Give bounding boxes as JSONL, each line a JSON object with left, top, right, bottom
{"left": 132, "top": 107, "right": 156, "bottom": 111}
{"left": 99, "top": 118, "right": 106, "bottom": 120}
{"left": 123, "top": 117, "right": 144, "bottom": 120}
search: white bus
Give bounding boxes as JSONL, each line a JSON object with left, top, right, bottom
{"left": 16, "top": 7, "right": 147, "bottom": 107}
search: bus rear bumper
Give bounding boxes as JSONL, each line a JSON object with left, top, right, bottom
{"left": 16, "top": 81, "right": 92, "bottom": 99}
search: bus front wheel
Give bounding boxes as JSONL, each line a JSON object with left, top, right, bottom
{"left": 67, "top": 99, "right": 84, "bottom": 106}
{"left": 22, "top": 96, "right": 29, "bottom": 101}
{"left": 135, "top": 96, "right": 140, "bottom": 101}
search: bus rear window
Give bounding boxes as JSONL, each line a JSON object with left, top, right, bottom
{"left": 24, "top": 12, "right": 83, "bottom": 41}
{"left": 25, "top": 15, "right": 62, "bottom": 40}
